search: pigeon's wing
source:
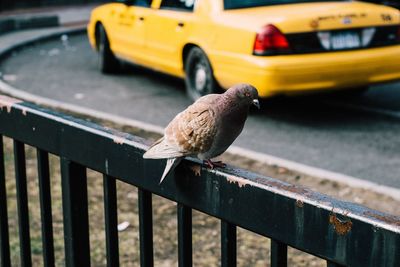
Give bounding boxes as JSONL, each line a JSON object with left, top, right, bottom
{"left": 143, "top": 137, "right": 186, "bottom": 159}
{"left": 143, "top": 94, "right": 219, "bottom": 160}
{"left": 165, "top": 98, "right": 218, "bottom": 156}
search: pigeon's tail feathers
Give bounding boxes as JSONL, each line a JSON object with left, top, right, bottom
{"left": 143, "top": 137, "right": 164, "bottom": 158}
{"left": 160, "top": 157, "right": 182, "bottom": 184}
{"left": 143, "top": 137, "right": 185, "bottom": 159}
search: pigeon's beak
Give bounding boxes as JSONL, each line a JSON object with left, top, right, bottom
{"left": 252, "top": 99, "right": 260, "bottom": 109}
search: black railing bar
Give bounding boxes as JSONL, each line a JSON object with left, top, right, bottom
{"left": 271, "top": 239, "right": 287, "bottom": 267}
{"left": 2, "top": 99, "right": 149, "bottom": 151}
{"left": 138, "top": 188, "right": 154, "bottom": 267}
{"left": 14, "top": 140, "right": 32, "bottom": 267}
{"left": 215, "top": 166, "right": 400, "bottom": 234}
{"left": 103, "top": 174, "right": 120, "bottom": 267}
{"left": 221, "top": 220, "right": 236, "bottom": 267}
{"left": 327, "top": 261, "right": 346, "bottom": 267}
{"left": 37, "top": 149, "right": 55, "bottom": 267}
{"left": 2, "top": 99, "right": 399, "bottom": 234}
{"left": 60, "top": 158, "right": 91, "bottom": 267}
{"left": 0, "top": 135, "right": 11, "bottom": 267}
{"left": 177, "top": 204, "right": 192, "bottom": 267}
{"left": 209, "top": 167, "right": 400, "bottom": 234}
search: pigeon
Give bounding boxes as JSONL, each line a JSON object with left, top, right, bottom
{"left": 143, "top": 83, "right": 260, "bottom": 183}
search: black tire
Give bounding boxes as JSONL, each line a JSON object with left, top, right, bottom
{"left": 336, "top": 86, "right": 369, "bottom": 98}
{"left": 97, "top": 25, "right": 120, "bottom": 74}
{"left": 184, "top": 47, "right": 218, "bottom": 101}
{"left": 347, "top": 86, "right": 369, "bottom": 97}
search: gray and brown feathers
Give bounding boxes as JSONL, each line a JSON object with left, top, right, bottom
{"left": 143, "top": 83, "right": 259, "bottom": 183}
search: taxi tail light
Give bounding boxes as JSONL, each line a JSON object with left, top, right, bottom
{"left": 253, "top": 24, "right": 291, "bottom": 56}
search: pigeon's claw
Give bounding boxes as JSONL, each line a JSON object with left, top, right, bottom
{"left": 203, "top": 159, "right": 226, "bottom": 169}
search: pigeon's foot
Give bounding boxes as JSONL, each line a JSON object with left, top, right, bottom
{"left": 203, "top": 159, "right": 226, "bottom": 169}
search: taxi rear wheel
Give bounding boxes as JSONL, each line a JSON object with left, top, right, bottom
{"left": 348, "top": 86, "right": 369, "bottom": 96}
{"left": 97, "top": 25, "right": 120, "bottom": 74}
{"left": 184, "top": 47, "right": 218, "bottom": 101}
{"left": 336, "top": 86, "right": 369, "bottom": 98}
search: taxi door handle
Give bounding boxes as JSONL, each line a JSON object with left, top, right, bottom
{"left": 139, "top": 17, "right": 145, "bottom": 21}
{"left": 177, "top": 22, "right": 184, "bottom": 27}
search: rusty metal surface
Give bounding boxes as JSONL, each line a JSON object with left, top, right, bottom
{"left": 0, "top": 96, "right": 399, "bottom": 266}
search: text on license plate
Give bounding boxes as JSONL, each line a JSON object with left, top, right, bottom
{"left": 331, "top": 32, "right": 360, "bottom": 50}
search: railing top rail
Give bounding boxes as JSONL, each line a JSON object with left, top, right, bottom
{"left": 1, "top": 94, "right": 399, "bottom": 266}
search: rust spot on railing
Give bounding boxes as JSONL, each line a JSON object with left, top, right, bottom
{"left": 113, "top": 136, "right": 125, "bottom": 145}
{"left": 189, "top": 165, "right": 201, "bottom": 176}
{"left": 296, "top": 199, "right": 304, "bottom": 208}
{"left": 111, "top": 131, "right": 130, "bottom": 145}
{"left": 0, "top": 95, "right": 22, "bottom": 113}
{"left": 227, "top": 175, "right": 249, "bottom": 188}
{"left": 329, "top": 212, "right": 352, "bottom": 235}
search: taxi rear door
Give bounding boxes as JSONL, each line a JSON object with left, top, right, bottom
{"left": 144, "top": 0, "right": 196, "bottom": 76}
{"left": 112, "top": 0, "right": 153, "bottom": 61}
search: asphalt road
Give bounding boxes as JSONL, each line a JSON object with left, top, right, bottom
{"left": 1, "top": 34, "right": 400, "bottom": 188}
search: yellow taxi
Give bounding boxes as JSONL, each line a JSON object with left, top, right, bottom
{"left": 87, "top": 0, "right": 400, "bottom": 100}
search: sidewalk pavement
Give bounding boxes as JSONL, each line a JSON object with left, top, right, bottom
{"left": 0, "top": 5, "right": 95, "bottom": 59}
{"left": 0, "top": 4, "right": 96, "bottom": 36}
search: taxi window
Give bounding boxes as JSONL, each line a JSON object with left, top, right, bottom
{"left": 131, "top": 0, "right": 152, "bottom": 7}
{"left": 224, "top": 0, "right": 346, "bottom": 9}
{"left": 160, "top": 0, "right": 196, "bottom": 11}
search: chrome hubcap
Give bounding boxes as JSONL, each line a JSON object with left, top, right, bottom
{"left": 194, "top": 65, "right": 207, "bottom": 92}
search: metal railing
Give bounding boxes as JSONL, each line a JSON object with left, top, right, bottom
{"left": 0, "top": 94, "right": 399, "bottom": 267}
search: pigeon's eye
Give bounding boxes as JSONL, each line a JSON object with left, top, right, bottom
{"left": 245, "top": 92, "right": 251, "bottom": 97}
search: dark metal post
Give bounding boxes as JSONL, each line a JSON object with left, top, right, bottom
{"left": 60, "top": 158, "right": 90, "bottom": 267}
{"left": 221, "top": 220, "right": 236, "bottom": 267}
{"left": 271, "top": 239, "right": 287, "bottom": 267}
{"left": 178, "top": 204, "right": 192, "bottom": 267}
{"left": 138, "top": 188, "right": 153, "bottom": 267}
{"left": 14, "top": 140, "right": 32, "bottom": 267}
{"left": 327, "top": 261, "right": 345, "bottom": 267}
{"left": 37, "top": 149, "right": 55, "bottom": 267}
{"left": 0, "top": 135, "right": 11, "bottom": 267}
{"left": 103, "top": 174, "right": 120, "bottom": 267}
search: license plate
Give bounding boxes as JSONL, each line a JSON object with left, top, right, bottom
{"left": 331, "top": 32, "right": 361, "bottom": 50}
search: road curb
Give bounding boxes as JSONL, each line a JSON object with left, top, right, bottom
{"left": 1, "top": 27, "right": 400, "bottom": 202}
